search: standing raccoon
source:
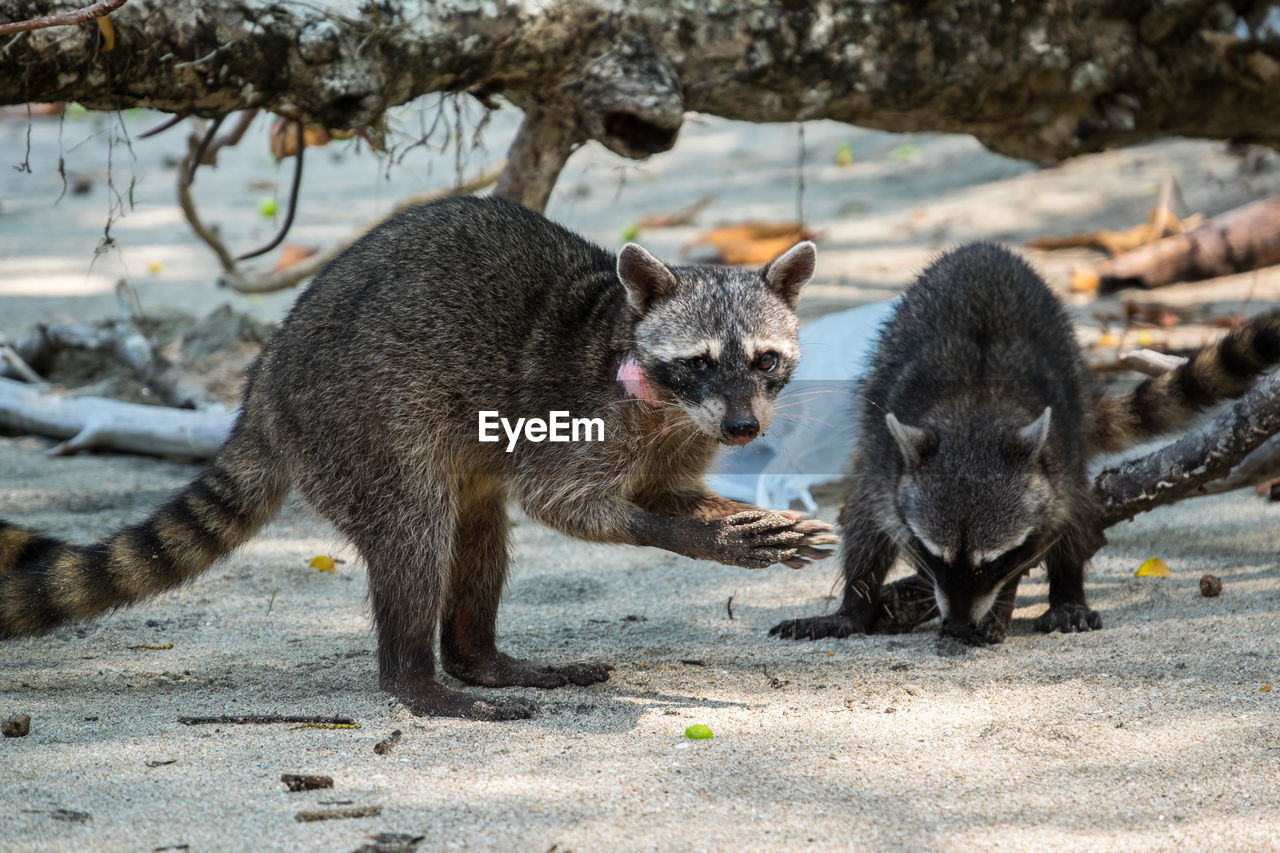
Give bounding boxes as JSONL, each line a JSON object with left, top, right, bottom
{"left": 0, "top": 196, "right": 835, "bottom": 719}
{"left": 771, "top": 242, "right": 1280, "bottom": 645}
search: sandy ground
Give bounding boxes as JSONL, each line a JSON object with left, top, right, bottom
{"left": 2, "top": 107, "right": 1280, "bottom": 852}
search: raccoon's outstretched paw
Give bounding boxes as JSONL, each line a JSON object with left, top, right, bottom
{"left": 713, "top": 511, "right": 837, "bottom": 569}
{"left": 387, "top": 677, "right": 538, "bottom": 721}
{"left": 768, "top": 612, "right": 865, "bottom": 640}
{"left": 713, "top": 510, "right": 805, "bottom": 569}
{"left": 444, "top": 652, "right": 613, "bottom": 689}
{"left": 1034, "top": 603, "right": 1102, "bottom": 634}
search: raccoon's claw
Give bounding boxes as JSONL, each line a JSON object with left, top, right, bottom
{"left": 712, "top": 512, "right": 837, "bottom": 569}
{"left": 769, "top": 612, "right": 866, "bottom": 640}
{"left": 1034, "top": 603, "right": 1102, "bottom": 634}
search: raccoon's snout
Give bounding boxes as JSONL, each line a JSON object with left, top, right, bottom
{"left": 941, "top": 613, "right": 977, "bottom": 640}
{"left": 720, "top": 415, "right": 760, "bottom": 444}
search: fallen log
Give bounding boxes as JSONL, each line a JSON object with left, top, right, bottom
{"left": 0, "top": 377, "right": 232, "bottom": 457}
{"left": 1080, "top": 194, "right": 1280, "bottom": 292}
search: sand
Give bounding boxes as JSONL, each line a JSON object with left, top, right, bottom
{"left": 2, "top": 106, "right": 1279, "bottom": 852}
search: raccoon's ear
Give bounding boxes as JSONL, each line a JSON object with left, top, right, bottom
{"left": 885, "top": 412, "right": 934, "bottom": 468}
{"left": 618, "top": 243, "right": 678, "bottom": 314}
{"left": 762, "top": 240, "right": 817, "bottom": 308}
{"left": 1008, "top": 406, "right": 1052, "bottom": 458}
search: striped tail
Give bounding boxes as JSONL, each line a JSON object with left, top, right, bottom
{"left": 0, "top": 426, "right": 288, "bottom": 638}
{"left": 1090, "top": 313, "right": 1280, "bottom": 453}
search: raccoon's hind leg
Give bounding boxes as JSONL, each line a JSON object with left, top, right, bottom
{"left": 770, "top": 497, "right": 898, "bottom": 640}
{"left": 315, "top": 475, "right": 534, "bottom": 721}
{"left": 440, "top": 482, "right": 612, "bottom": 690}
{"left": 1034, "top": 534, "right": 1104, "bottom": 634}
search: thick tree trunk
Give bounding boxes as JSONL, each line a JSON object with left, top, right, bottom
{"left": 2, "top": 1, "right": 1278, "bottom": 173}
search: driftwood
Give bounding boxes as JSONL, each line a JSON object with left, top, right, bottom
{"left": 1094, "top": 374, "right": 1280, "bottom": 525}
{"left": 1086, "top": 195, "right": 1280, "bottom": 292}
{"left": 0, "top": 377, "right": 232, "bottom": 457}
{"left": 1117, "top": 348, "right": 1188, "bottom": 378}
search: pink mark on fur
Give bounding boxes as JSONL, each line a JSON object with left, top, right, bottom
{"left": 618, "top": 358, "right": 659, "bottom": 404}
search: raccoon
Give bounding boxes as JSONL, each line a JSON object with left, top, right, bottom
{"left": 0, "top": 196, "right": 836, "bottom": 719}
{"left": 771, "top": 242, "right": 1280, "bottom": 645}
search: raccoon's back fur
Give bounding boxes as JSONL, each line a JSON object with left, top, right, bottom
{"left": 772, "top": 241, "right": 1280, "bottom": 645}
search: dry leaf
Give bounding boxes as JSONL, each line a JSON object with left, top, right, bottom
{"left": 269, "top": 119, "right": 345, "bottom": 161}
{"left": 636, "top": 195, "right": 714, "bottom": 229}
{"left": 310, "top": 555, "right": 337, "bottom": 573}
{"left": 1261, "top": 683, "right": 1273, "bottom": 693}
{"left": 271, "top": 244, "right": 320, "bottom": 272}
{"left": 1094, "top": 332, "right": 1120, "bottom": 348}
{"left": 1072, "top": 269, "right": 1101, "bottom": 293}
{"left": 96, "top": 16, "right": 115, "bottom": 51}
{"left": 684, "top": 222, "right": 815, "bottom": 265}
{"left": 1134, "top": 557, "right": 1170, "bottom": 577}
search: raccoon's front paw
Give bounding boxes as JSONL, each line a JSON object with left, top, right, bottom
{"left": 769, "top": 612, "right": 867, "bottom": 640}
{"left": 710, "top": 511, "right": 838, "bottom": 569}
{"left": 711, "top": 510, "right": 806, "bottom": 568}
{"left": 1034, "top": 603, "right": 1102, "bottom": 634}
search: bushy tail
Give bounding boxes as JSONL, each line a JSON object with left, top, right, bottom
{"left": 1090, "top": 313, "right": 1280, "bottom": 453}
{"left": 0, "top": 424, "right": 288, "bottom": 637}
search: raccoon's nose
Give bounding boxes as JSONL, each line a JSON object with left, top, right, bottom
{"left": 721, "top": 416, "right": 760, "bottom": 444}
{"left": 941, "top": 615, "right": 976, "bottom": 639}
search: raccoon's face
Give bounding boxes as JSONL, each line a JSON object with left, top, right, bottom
{"left": 617, "top": 241, "right": 816, "bottom": 444}
{"left": 886, "top": 407, "right": 1055, "bottom": 640}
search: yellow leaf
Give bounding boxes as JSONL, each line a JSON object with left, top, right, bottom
{"left": 1135, "top": 557, "right": 1170, "bottom": 577}
{"left": 1071, "top": 269, "right": 1100, "bottom": 293}
{"left": 97, "top": 17, "right": 115, "bottom": 52}
{"left": 1136, "top": 330, "right": 1154, "bottom": 346}
{"left": 310, "top": 555, "right": 337, "bottom": 573}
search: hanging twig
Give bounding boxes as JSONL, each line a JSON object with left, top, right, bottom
{"left": 236, "top": 122, "right": 305, "bottom": 261}
{"left": 0, "top": 0, "right": 127, "bottom": 36}
{"left": 186, "top": 115, "right": 225, "bottom": 187}
{"left": 226, "top": 159, "right": 505, "bottom": 293}
{"left": 177, "top": 131, "right": 239, "bottom": 276}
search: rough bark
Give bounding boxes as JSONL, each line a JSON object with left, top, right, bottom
{"left": 2, "top": 0, "right": 1278, "bottom": 169}
{"left": 1094, "top": 374, "right": 1280, "bottom": 526}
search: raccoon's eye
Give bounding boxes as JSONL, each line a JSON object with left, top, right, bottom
{"left": 756, "top": 352, "right": 779, "bottom": 373}
{"left": 684, "top": 356, "right": 710, "bottom": 373}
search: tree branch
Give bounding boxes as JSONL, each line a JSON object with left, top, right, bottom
{"left": 1094, "top": 374, "right": 1280, "bottom": 527}
{"left": 1, "top": 1, "right": 1277, "bottom": 164}
{"left": 0, "top": 376, "right": 232, "bottom": 457}
{"left": 0, "top": 0, "right": 125, "bottom": 36}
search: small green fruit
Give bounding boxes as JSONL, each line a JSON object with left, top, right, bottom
{"left": 620, "top": 222, "right": 639, "bottom": 242}
{"left": 684, "top": 724, "right": 713, "bottom": 740}
{"left": 259, "top": 196, "right": 277, "bottom": 217}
